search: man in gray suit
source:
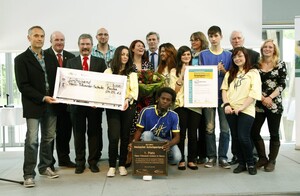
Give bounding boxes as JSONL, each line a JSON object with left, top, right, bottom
{"left": 66, "top": 34, "right": 106, "bottom": 174}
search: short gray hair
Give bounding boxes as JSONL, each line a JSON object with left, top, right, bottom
{"left": 28, "top": 26, "right": 44, "bottom": 36}
{"left": 78, "top": 33, "right": 93, "bottom": 45}
{"left": 146, "top": 31, "right": 160, "bottom": 41}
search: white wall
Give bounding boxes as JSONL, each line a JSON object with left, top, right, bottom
{"left": 295, "top": 16, "right": 300, "bottom": 149}
{"left": 0, "top": 0, "right": 262, "bottom": 52}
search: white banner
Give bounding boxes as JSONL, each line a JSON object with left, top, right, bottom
{"left": 53, "top": 68, "right": 127, "bottom": 110}
{"left": 184, "top": 66, "right": 218, "bottom": 108}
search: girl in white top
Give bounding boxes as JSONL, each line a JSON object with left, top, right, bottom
{"left": 221, "top": 47, "right": 261, "bottom": 175}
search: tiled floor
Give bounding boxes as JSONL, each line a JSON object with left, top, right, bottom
{"left": 0, "top": 142, "right": 300, "bottom": 196}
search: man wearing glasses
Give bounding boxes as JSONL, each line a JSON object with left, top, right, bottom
{"left": 92, "top": 27, "right": 116, "bottom": 67}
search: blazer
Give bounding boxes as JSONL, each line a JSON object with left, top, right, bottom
{"left": 44, "top": 47, "right": 75, "bottom": 68}
{"left": 66, "top": 55, "right": 106, "bottom": 113}
{"left": 14, "top": 48, "right": 57, "bottom": 118}
{"left": 44, "top": 47, "right": 75, "bottom": 114}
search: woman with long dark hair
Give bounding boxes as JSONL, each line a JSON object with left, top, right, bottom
{"left": 170, "top": 46, "right": 201, "bottom": 170}
{"left": 221, "top": 47, "right": 261, "bottom": 175}
{"left": 104, "top": 45, "right": 138, "bottom": 177}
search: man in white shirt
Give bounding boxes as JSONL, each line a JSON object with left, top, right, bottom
{"left": 146, "top": 32, "right": 160, "bottom": 71}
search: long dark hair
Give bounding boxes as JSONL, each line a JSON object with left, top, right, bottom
{"left": 157, "top": 43, "right": 177, "bottom": 74}
{"left": 110, "top": 45, "right": 134, "bottom": 75}
{"left": 228, "top": 47, "right": 253, "bottom": 85}
{"left": 175, "top": 46, "right": 191, "bottom": 77}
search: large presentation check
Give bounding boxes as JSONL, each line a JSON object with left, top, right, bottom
{"left": 53, "top": 67, "right": 127, "bottom": 110}
{"left": 184, "top": 66, "right": 218, "bottom": 107}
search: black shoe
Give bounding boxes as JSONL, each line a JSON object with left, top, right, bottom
{"left": 89, "top": 164, "right": 99, "bottom": 173}
{"left": 196, "top": 157, "right": 207, "bottom": 164}
{"left": 59, "top": 161, "right": 76, "bottom": 168}
{"left": 75, "top": 166, "right": 85, "bottom": 174}
{"left": 187, "top": 163, "right": 198, "bottom": 170}
{"left": 178, "top": 162, "right": 186, "bottom": 170}
{"left": 233, "top": 165, "right": 247, "bottom": 174}
{"left": 229, "top": 156, "right": 238, "bottom": 165}
{"left": 248, "top": 166, "right": 257, "bottom": 175}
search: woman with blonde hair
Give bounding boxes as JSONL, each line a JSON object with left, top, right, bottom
{"left": 251, "top": 39, "right": 287, "bottom": 172}
{"left": 190, "top": 31, "right": 209, "bottom": 65}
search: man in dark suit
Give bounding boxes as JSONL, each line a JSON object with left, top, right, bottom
{"left": 146, "top": 32, "right": 160, "bottom": 71}
{"left": 45, "top": 31, "right": 76, "bottom": 168}
{"left": 229, "top": 30, "right": 260, "bottom": 165}
{"left": 14, "top": 26, "right": 59, "bottom": 188}
{"left": 230, "top": 30, "right": 260, "bottom": 67}
{"left": 66, "top": 34, "right": 106, "bottom": 174}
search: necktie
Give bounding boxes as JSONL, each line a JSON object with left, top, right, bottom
{"left": 82, "top": 56, "right": 89, "bottom": 71}
{"left": 150, "top": 52, "right": 155, "bottom": 66}
{"left": 57, "top": 53, "right": 63, "bottom": 67}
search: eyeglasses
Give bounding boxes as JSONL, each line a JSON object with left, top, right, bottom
{"left": 190, "top": 39, "right": 200, "bottom": 42}
{"left": 98, "top": 33, "right": 108, "bottom": 37}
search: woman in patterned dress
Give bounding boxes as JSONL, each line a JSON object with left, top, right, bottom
{"left": 251, "top": 39, "right": 287, "bottom": 172}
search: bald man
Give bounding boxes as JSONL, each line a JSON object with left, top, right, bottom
{"left": 45, "top": 31, "right": 76, "bottom": 168}
{"left": 230, "top": 31, "right": 260, "bottom": 67}
{"left": 92, "top": 27, "right": 116, "bottom": 67}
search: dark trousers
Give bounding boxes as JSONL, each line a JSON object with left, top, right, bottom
{"left": 197, "top": 116, "right": 207, "bottom": 159}
{"left": 71, "top": 107, "right": 103, "bottom": 166}
{"left": 55, "top": 108, "right": 73, "bottom": 164}
{"left": 106, "top": 104, "right": 136, "bottom": 167}
{"left": 226, "top": 112, "right": 255, "bottom": 166}
{"left": 175, "top": 107, "right": 201, "bottom": 162}
{"left": 251, "top": 110, "right": 282, "bottom": 142}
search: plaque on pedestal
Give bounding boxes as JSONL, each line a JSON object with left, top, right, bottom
{"left": 132, "top": 141, "right": 167, "bottom": 176}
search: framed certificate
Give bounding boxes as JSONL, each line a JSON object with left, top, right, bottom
{"left": 184, "top": 66, "right": 218, "bottom": 107}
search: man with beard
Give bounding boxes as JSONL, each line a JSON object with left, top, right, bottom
{"left": 128, "top": 87, "right": 181, "bottom": 165}
{"left": 92, "top": 27, "right": 115, "bottom": 67}
{"left": 66, "top": 34, "right": 106, "bottom": 174}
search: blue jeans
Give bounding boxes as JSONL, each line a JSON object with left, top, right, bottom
{"left": 226, "top": 112, "right": 255, "bottom": 166}
{"left": 141, "top": 131, "right": 182, "bottom": 165}
{"left": 23, "top": 109, "right": 57, "bottom": 180}
{"left": 203, "top": 107, "right": 230, "bottom": 160}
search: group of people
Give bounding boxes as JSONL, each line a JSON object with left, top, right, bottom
{"left": 14, "top": 24, "right": 287, "bottom": 188}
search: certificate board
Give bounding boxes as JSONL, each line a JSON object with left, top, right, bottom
{"left": 53, "top": 67, "right": 127, "bottom": 110}
{"left": 184, "top": 66, "right": 218, "bottom": 107}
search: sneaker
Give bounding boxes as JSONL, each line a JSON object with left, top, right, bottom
{"left": 219, "top": 159, "right": 231, "bottom": 169}
{"left": 24, "top": 178, "right": 35, "bottom": 188}
{"left": 204, "top": 158, "right": 216, "bottom": 168}
{"left": 119, "top": 166, "right": 128, "bottom": 176}
{"left": 41, "top": 167, "right": 59, "bottom": 179}
{"left": 107, "top": 167, "right": 116, "bottom": 177}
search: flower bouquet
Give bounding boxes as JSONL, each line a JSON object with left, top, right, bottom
{"left": 138, "top": 70, "right": 165, "bottom": 97}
